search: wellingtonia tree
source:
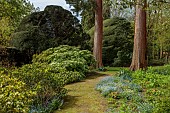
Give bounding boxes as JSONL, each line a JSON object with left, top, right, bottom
{"left": 130, "top": 0, "right": 147, "bottom": 71}
{"left": 121, "top": 0, "right": 170, "bottom": 69}
{"left": 66, "top": 0, "right": 103, "bottom": 68}
{"left": 93, "top": 0, "right": 103, "bottom": 68}
{"left": 65, "top": 0, "right": 110, "bottom": 31}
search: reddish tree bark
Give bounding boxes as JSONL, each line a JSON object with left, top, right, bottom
{"left": 93, "top": 0, "right": 103, "bottom": 68}
{"left": 130, "top": 0, "right": 147, "bottom": 71}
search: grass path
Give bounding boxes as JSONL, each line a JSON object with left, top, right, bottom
{"left": 54, "top": 72, "right": 112, "bottom": 113}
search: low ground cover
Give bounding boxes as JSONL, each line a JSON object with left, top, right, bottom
{"left": 96, "top": 65, "right": 170, "bottom": 113}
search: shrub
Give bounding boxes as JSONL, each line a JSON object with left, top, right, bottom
{"left": 88, "top": 17, "right": 133, "bottom": 66}
{"left": 147, "top": 65, "right": 170, "bottom": 75}
{"left": 0, "top": 68, "right": 36, "bottom": 113}
{"left": 12, "top": 63, "right": 67, "bottom": 113}
{"left": 0, "top": 46, "right": 29, "bottom": 67}
{"left": 32, "top": 45, "right": 95, "bottom": 74}
{"left": 148, "top": 59, "right": 165, "bottom": 66}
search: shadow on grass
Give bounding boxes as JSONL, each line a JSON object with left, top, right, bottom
{"left": 59, "top": 95, "right": 80, "bottom": 110}
{"left": 105, "top": 67, "right": 123, "bottom": 71}
{"left": 85, "top": 71, "right": 108, "bottom": 79}
{"left": 55, "top": 72, "right": 112, "bottom": 113}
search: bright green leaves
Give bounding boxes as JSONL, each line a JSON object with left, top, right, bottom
{"left": 0, "top": 0, "right": 35, "bottom": 46}
{"left": 0, "top": 69, "right": 36, "bottom": 113}
{"left": 0, "top": 17, "right": 14, "bottom": 46}
{"left": 33, "top": 45, "right": 95, "bottom": 74}
{"left": 0, "top": 0, "right": 35, "bottom": 25}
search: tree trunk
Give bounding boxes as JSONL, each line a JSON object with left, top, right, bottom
{"left": 93, "top": 0, "right": 103, "bottom": 68}
{"left": 160, "top": 43, "right": 163, "bottom": 59}
{"left": 130, "top": 0, "right": 147, "bottom": 71}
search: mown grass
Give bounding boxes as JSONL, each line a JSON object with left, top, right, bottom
{"left": 54, "top": 73, "right": 108, "bottom": 113}
{"left": 54, "top": 67, "right": 121, "bottom": 113}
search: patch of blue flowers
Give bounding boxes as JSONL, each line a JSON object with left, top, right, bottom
{"left": 96, "top": 69, "right": 153, "bottom": 113}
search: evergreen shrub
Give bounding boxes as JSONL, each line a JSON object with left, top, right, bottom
{"left": 88, "top": 17, "right": 133, "bottom": 66}
{"left": 32, "top": 45, "right": 95, "bottom": 74}
{"left": 0, "top": 67, "right": 36, "bottom": 113}
{"left": 12, "top": 63, "right": 67, "bottom": 113}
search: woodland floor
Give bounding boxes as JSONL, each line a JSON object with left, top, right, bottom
{"left": 54, "top": 68, "right": 119, "bottom": 113}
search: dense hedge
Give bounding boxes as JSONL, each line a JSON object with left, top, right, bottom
{"left": 0, "top": 67, "right": 36, "bottom": 113}
{"left": 88, "top": 17, "right": 133, "bottom": 66}
{"left": 96, "top": 65, "right": 170, "bottom": 113}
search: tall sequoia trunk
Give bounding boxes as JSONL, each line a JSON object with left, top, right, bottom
{"left": 93, "top": 0, "right": 103, "bottom": 68}
{"left": 130, "top": 0, "right": 147, "bottom": 71}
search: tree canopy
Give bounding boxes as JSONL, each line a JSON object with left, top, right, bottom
{"left": 11, "top": 5, "right": 90, "bottom": 63}
{"left": 0, "top": 0, "right": 35, "bottom": 46}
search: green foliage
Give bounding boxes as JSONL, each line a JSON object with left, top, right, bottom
{"left": 96, "top": 65, "right": 170, "bottom": 113}
{"left": 0, "top": 0, "right": 35, "bottom": 46}
{"left": 96, "top": 70, "right": 150, "bottom": 113}
{"left": 33, "top": 45, "right": 95, "bottom": 74}
{"left": 0, "top": 67, "right": 36, "bottom": 113}
{"left": 131, "top": 66, "right": 170, "bottom": 113}
{"left": 1, "top": 45, "right": 95, "bottom": 112}
{"left": 12, "top": 5, "right": 90, "bottom": 63}
{"left": 0, "top": 45, "right": 95, "bottom": 113}
{"left": 65, "top": 0, "right": 95, "bottom": 31}
{"left": 147, "top": 65, "right": 170, "bottom": 75}
{"left": 0, "top": 17, "right": 13, "bottom": 46}
{"left": 12, "top": 63, "right": 67, "bottom": 113}
{"left": 88, "top": 17, "right": 133, "bottom": 66}
{"left": 0, "top": 0, "right": 35, "bottom": 25}
{"left": 147, "top": 1, "right": 170, "bottom": 63}
{"left": 66, "top": 0, "right": 134, "bottom": 31}
{"left": 0, "top": 46, "right": 27, "bottom": 67}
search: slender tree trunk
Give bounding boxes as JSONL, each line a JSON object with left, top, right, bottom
{"left": 168, "top": 53, "right": 169, "bottom": 63}
{"left": 130, "top": 0, "right": 147, "bottom": 71}
{"left": 93, "top": 0, "right": 103, "bottom": 68}
{"left": 160, "top": 43, "right": 163, "bottom": 59}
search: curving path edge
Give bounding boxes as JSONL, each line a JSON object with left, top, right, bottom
{"left": 54, "top": 73, "right": 109, "bottom": 113}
